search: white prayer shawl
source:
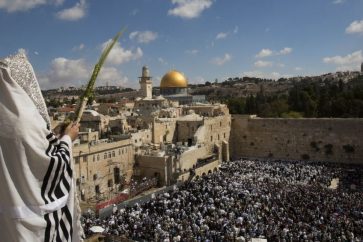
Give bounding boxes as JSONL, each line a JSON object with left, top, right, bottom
{"left": 0, "top": 54, "right": 82, "bottom": 241}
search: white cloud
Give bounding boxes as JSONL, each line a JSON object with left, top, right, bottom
{"left": 346, "top": 19, "right": 363, "bottom": 34}
{"left": 34, "top": 51, "right": 39, "bottom": 55}
{"left": 276, "top": 63, "right": 285, "bottom": 68}
{"left": 52, "top": 0, "right": 65, "bottom": 6}
{"left": 56, "top": 0, "right": 87, "bottom": 21}
{"left": 323, "top": 50, "right": 363, "bottom": 71}
{"left": 216, "top": 32, "right": 228, "bottom": 40}
{"left": 294, "top": 67, "right": 303, "bottom": 71}
{"left": 98, "top": 66, "right": 129, "bottom": 86}
{"left": 0, "top": 0, "right": 66, "bottom": 12}
{"left": 255, "top": 47, "right": 293, "bottom": 58}
{"left": 168, "top": 0, "right": 213, "bottom": 19}
{"left": 41, "top": 57, "right": 89, "bottom": 87}
{"left": 0, "top": 0, "right": 47, "bottom": 12}
{"left": 211, "top": 53, "right": 231, "bottom": 66}
{"left": 129, "top": 31, "right": 158, "bottom": 44}
{"left": 72, "top": 43, "right": 85, "bottom": 51}
{"left": 186, "top": 49, "right": 199, "bottom": 55}
{"left": 242, "top": 70, "right": 287, "bottom": 80}
{"left": 158, "top": 57, "right": 168, "bottom": 65}
{"left": 233, "top": 26, "right": 239, "bottom": 34}
{"left": 191, "top": 76, "right": 205, "bottom": 84}
{"left": 101, "top": 40, "right": 143, "bottom": 65}
{"left": 38, "top": 57, "right": 128, "bottom": 88}
{"left": 130, "top": 9, "right": 139, "bottom": 16}
{"left": 333, "top": 0, "right": 344, "bottom": 4}
{"left": 254, "top": 60, "right": 273, "bottom": 68}
{"left": 256, "top": 48, "right": 273, "bottom": 58}
{"left": 279, "top": 47, "right": 292, "bottom": 55}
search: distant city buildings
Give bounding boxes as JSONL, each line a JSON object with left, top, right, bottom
{"left": 44, "top": 65, "right": 363, "bottom": 207}
{"left": 59, "top": 66, "right": 231, "bottom": 205}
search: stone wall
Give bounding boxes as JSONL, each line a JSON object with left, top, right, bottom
{"left": 136, "top": 155, "right": 169, "bottom": 185}
{"left": 152, "top": 118, "right": 177, "bottom": 144}
{"left": 179, "top": 145, "right": 210, "bottom": 171}
{"left": 73, "top": 139, "right": 135, "bottom": 201}
{"left": 230, "top": 115, "right": 363, "bottom": 164}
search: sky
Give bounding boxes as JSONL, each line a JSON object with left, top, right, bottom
{"left": 0, "top": 0, "right": 363, "bottom": 89}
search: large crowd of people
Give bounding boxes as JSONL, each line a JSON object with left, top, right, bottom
{"left": 82, "top": 159, "right": 363, "bottom": 241}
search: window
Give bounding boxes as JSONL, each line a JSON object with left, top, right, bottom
{"left": 108, "top": 152, "right": 111, "bottom": 158}
{"left": 108, "top": 179, "right": 113, "bottom": 188}
{"left": 220, "top": 121, "right": 222, "bottom": 127}
{"left": 75, "top": 157, "right": 79, "bottom": 164}
{"left": 224, "top": 133, "right": 226, "bottom": 138}
{"left": 83, "top": 156, "right": 87, "bottom": 162}
{"left": 122, "top": 149, "right": 124, "bottom": 155}
{"left": 112, "top": 151, "right": 115, "bottom": 157}
{"left": 118, "top": 149, "right": 121, "bottom": 155}
{"left": 93, "top": 155, "right": 95, "bottom": 162}
{"left": 218, "top": 134, "right": 220, "bottom": 140}
{"left": 97, "top": 154, "right": 100, "bottom": 161}
{"left": 104, "top": 153, "right": 107, "bottom": 159}
{"left": 210, "top": 136, "right": 213, "bottom": 142}
{"left": 95, "top": 185, "right": 100, "bottom": 194}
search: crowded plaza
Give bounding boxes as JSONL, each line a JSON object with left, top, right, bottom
{"left": 82, "top": 159, "right": 363, "bottom": 241}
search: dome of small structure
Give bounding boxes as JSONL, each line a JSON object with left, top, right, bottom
{"left": 160, "top": 70, "right": 188, "bottom": 88}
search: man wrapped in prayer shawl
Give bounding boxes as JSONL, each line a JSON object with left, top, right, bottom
{"left": 0, "top": 51, "right": 83, "bottom": 242}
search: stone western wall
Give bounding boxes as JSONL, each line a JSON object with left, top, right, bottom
{"left": 230, "top": 115, "right": 363, "bottom": 164}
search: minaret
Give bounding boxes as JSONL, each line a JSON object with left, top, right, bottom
{"left": 139, "top": 66, "right": 152, "bottom": 98}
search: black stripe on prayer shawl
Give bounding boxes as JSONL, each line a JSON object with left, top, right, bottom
{"left": 42, "top": 132, "right": 73, "bottom": 242}
{"left": 44, "top": 135, "right": 73, "bottom": 202}
{"left": 44, "top": 213, "right": 51, "bottom": 242}
{"left": 41, "top": 156, "right": 55, "bottom": 204}
{"left": 60, "top": 219, "right": 70, "bottom": 241}
{"left": 47, "top": 152, "right": 63, "bottom": 202}
{"left": 63, "top": 206, "right": 73, "bottom": 239}
{"left": 41, "top": 134, "right": 58, "bottom": 204}
{"left": 55, "top": 207, "right": 73, "bottom": 242}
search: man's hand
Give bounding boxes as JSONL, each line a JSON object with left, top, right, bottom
{"left": 64, "top": 122, "right": 80, "bottom": 141}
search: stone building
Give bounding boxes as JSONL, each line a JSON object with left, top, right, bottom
{"left": 160, "top": 70, "right": 188, "bottom": 96}
{"left": 73, "top": 138, "right": 134, "bottom": 202}
{"left": 159, "top": 70, "right": 205, "bottom": 104}
{"left": 139, "top": 66, "right": 152, "bottom": 99}
{"left": 135, "top": 103, "right": 231, "bottom": 185}
{"left": 128, "top": 66, "right": 231, "bottom": 186}
{"left": 71, "top": 66, "right": 231, "bottom": 202}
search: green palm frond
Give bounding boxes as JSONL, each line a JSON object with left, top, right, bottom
{"left": 74, "top": 28, "right": 126, "bottom": 122}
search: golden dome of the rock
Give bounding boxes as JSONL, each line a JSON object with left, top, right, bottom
{"left": 160, "top": 70, "right": 188, "bottom": 88}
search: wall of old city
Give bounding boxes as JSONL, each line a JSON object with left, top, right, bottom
{"left": 179, "top": 145, "right": 210, "bottom": 171}
{"left": 178, "top": 159, "right": 219, "bottom": 182}
{"left": 73, "top": 139, "right": 135, "bottom": 201}
{"left": 152, "top": 118, "right": 177, "bottom": 144}
{"left": 136, "top": 154, "right": 169, "bottom": 185}
{"left": 230, "top": 115, "right": 363, "bottom": 164}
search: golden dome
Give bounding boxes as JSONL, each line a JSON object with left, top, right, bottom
{"left": 160, "top": 70, "right": 188, "bottom": 88}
